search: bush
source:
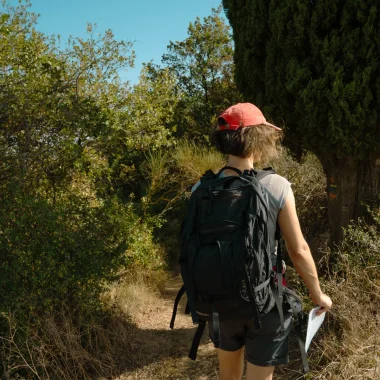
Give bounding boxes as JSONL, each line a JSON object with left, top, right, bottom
{"left": 270, "top": 151, "right": 328, "bottom": 242}
{"left": 0, "top": 182, "right": 166, "bottom": 378}
{"left": 0, "top": 185, "right": 132, "bottom": 316}
{"left": 303, "top": 213, "right": 380, "bottom": 379}
{"left": 137, "top": 141, "right": 225, "bottom": 264}
{"left": 340, "top": 209, "right": 380, "bottom": 275}
{"left": 139, "top": 144, "right": 327, "bottom": 265}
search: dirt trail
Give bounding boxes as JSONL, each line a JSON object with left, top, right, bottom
{"left": 114, "top": 275, "right": 303, "bottom": 380}
{"left": 115, "top": 275, "right": 219, "bottom": 380}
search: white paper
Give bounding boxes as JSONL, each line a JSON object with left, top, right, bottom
{"left": 305, "top": 307, "right": 326, "bottom": 352}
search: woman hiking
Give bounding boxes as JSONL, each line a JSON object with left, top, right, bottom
{"left": 191, "top": 102, "right": 332, "bottom": 380}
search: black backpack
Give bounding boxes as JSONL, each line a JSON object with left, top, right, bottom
{"left": 170, "top": 167, "right": 309, "bottom": 373}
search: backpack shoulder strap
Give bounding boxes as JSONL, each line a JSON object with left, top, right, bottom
{"left": 217, "top": 166, "right": 243, "bottom": 176}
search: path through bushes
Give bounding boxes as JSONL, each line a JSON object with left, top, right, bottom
{"left": 115, "top": 275, "right": 307, "bottom": 380}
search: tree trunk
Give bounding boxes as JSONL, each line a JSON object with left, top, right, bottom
{"left": 319, "top": 153, "right": 380, "bottom": 248}
{"left": 320, "top": 156, "right": 358, "bottom": 247}
{"left": 356, "top": 153, "right": 380, "bottom": 220}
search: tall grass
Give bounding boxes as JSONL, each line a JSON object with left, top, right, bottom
{"left": 306, "top": 214, "right": 380, "bottom": 379}
{"left": 172, "top": 140, "right": 225, "bottom": 189}
{"left": 0, "top": 308, "right": 134, "bottom": 379}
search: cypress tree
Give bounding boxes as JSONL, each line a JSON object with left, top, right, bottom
{"left": 223, "top": 0, "right": 380, "bottom": 245}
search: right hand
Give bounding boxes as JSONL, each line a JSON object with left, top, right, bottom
{"left": 311, "top": 292, "right": 332, "bottom": 315}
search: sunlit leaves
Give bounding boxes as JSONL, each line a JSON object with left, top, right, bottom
{"left": 161, "top": 6, "right": 242, "bottom": 143}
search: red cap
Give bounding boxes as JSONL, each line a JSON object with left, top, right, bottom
{"left": 218, "top": 103, "right": 281, "bottom": 131}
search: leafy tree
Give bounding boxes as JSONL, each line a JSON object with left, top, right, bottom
{"left": 0, "top": 1, "right": 134, "bottom": 198}
{"left": 162, "top": 6, "right": 242, "bottom": 143}
{"left": 223, "top": 0, "right": 380, "bottom": 244}
{"left": 103, "top": 64, "right": 180, "bottom": 198}
{"left": 0, "top": 1, "right": 177, "bottom": 377}
{"left": 0, "top": 0, "right": 137, "bottom": 318}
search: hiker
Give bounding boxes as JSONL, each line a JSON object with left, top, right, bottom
{"left": 171, "top": 103, "right": 332, "bottom": 380}
{"left": 209, "top": 103, "right": 332, "bottom": 380}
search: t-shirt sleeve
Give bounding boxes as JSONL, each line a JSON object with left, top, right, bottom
{"left": 278, "top": 177, "right": 292, "bottom": 210}
{"left": 260, "top": 174, "right": 292, "bottom": 211}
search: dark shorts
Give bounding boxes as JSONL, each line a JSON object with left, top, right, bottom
{"left": 208, "top": 309, "right": 292, "bottom": 367}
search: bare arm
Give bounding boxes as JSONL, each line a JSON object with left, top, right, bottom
{"left": 278, "top": 188, "right": 332, "bottom": 314}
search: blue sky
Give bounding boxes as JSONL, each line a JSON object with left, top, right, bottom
{"left": 19, "top": 0, "right": 225, "bottom": 85}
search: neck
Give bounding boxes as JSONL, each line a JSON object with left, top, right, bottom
{"left": 226, "top": 155, "right": 254, "bottom": 172}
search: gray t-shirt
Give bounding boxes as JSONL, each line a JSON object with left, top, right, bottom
{"left": 191, "top": 171, "right": 291, "bottom": 261}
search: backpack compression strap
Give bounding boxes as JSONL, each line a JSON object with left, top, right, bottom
{"left": 170, "top": 285, "right": 192, "bottom": 330}
{"left": 272, "top": 225, "right": 285, "bottom": 333}
{"left": 275, "top": 226, "right": 309, "bottom": 373}
{"left": 288, "top": 300, "right": 310, "bottom": 373}
{"left": 188, "top": 320, "right": 206, "bottom": 360}
{"left": 170, "top": 284, "right": 186, "bottom": 329}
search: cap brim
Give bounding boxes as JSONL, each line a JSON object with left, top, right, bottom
{"left": 264, "top": 121, "right": 281, "bottom": 131}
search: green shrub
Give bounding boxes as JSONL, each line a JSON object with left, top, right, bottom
{"left": 270, "top": 151, "right": 328, "bottom": 242}
{"left": 340, "top": 208, "right": 380, "bottom": 275}
{"left": 305, "top": 213, "right": 380, "bottom": 379}
{"left": 125, "top": 212, "right": 166, "bottom": 269}
{"left": 0, "top": 182, "right": 165, "bottom": 378}
{"left": 0, "top": 184, "right": 132, "bottom": 316}
{"left": 137, "top": 141, "right": 224, "bottom": 216}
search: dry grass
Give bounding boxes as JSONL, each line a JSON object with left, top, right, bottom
{"left": 172, "top": 141, "right": 225, "bottom": 189}
{"left": 110, "top": 239, "right": 380, "bottom": 380}
{"left": 2, "top": 256, "right": 378, "bottom": 379}
{"left": 309, "top": 255, "right": 380, "bottom": 379}
{"left": 0, "top": 308, "right": 135, "bottom": 379}
{"left": 269, "top": 152, "right": 328, "bottom": 246}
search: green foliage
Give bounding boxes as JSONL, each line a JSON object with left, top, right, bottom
{"left": 122, "top": 66, "right": 179, "bottom": 151}
{"left": 103, "top": 65, "right": 180, "bottom": 197}
{"left": 134, "top": 141, "right": 224, "bottom": 224}
{"left": 161, "top": 6, "right": 243, "bottom": 143}
{"left": 0, "top": 2, "right": 242, "bottom": 378}
{"left": 223, "top": 0, "right": 380, "bottom": 158}
{"left": 126, "top": 215, "right": 166, "bottom": 268}
{"left": 136, "top": 141, "right": 225, "bottom": 265}
{"left": 340, "top": 208, "right": 380, "bottom": 274}
{"left": 0, "top": 0, "right": 165, "bottom": 319}
{"left": 0, "top": 0, "right": 135, "bottom": 195}
{"left": 0, "top": 185, "right": 131, "bottom": 315}
{"left": 270, "top": 152, "right": 328, "bottom": 240}
{"left": 64, "top": 23, "right": 134, "bottom": 101}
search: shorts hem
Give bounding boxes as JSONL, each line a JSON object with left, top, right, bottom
{"left": 209, "top": 333, "right": 244, "bottom": 352}
{"left": 217, "top": 345, "right": 245, "bottom": 352}
{"left": 247, "top": 355, "right": 289, "bottom": 367}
